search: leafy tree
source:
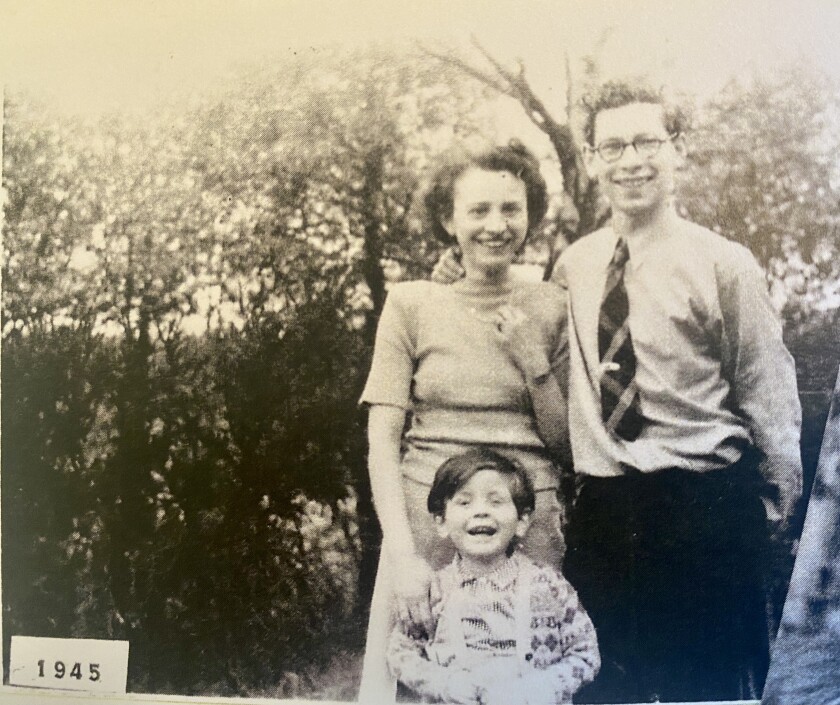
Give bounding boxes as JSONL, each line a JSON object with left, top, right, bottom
{"left": 2, "top": 44, "right": 494, "bottom": 696}
{"left": 680, "top": 63, "right": 840, "bottom": 324}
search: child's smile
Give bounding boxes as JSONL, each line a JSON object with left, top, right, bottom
{"left": 436, "top": 469, "right": 530, "bottom": 573}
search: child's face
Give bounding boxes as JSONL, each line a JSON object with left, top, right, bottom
{"left": 435, "top": 469, "right": 530, "bottom": 570}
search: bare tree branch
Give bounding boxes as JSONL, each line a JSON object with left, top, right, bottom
{"left": 420, "top": 38, "right": 610, "bottom": 243}
{"left": 467, "top": 37, "right": 585, "bottom": 225}
{"left": 565, "top": 52, "right": 574, "bottom": 125}
{"left": 418, "top": 44, "right": 511, "bottom": 96}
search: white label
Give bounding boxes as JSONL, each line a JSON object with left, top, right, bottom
{"left": 9, "top": 636, "right": 129, "bottom": 693}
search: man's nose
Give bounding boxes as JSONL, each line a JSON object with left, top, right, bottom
{"left": 616, "top": 142, "right": 645, "bottom": 168}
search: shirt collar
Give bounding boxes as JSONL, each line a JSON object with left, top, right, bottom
{"left": 454, "top": 551, "right": 522, "bottom": 590}
{"left": 611, "top": 209, "right": 683, "bottom": 267}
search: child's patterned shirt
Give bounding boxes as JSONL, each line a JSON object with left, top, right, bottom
{"left": 387, "top": 552, "right": 600, "bottom": 704}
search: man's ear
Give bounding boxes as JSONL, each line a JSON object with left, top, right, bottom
{"left": 672, "top": 133, "right": 688, "bottom": 168}
{"left": 434, "top": 514, "right": 449, "bottom": 539}
{"left": 514, "top": 511, "right": 531, "bottom": 540}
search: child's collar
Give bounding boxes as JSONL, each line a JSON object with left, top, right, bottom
{"left": 454, "top": 550, "right": 522, "bottom": 590}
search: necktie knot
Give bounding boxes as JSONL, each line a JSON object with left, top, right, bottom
{"left": 611, "top": 237, "right": 630, "bottom": 270}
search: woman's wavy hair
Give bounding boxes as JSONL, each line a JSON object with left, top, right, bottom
{"left": 424, "top": 139, "right": 548, "bottom": 245}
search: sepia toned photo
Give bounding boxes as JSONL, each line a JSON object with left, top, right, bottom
{"left": 1, "top": 2, "right": 839, "bottom": 704}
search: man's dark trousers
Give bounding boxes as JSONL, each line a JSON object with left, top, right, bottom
{"left": 564, "top": 451, "right": 771, "bottom": 704}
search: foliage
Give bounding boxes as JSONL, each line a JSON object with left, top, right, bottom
{"left": 1, "top": 301, "right": 367, "bottom": 693}
{"left": 3, "top": 41, "right": 839, "bottom": 698}
{"left": 680, "top": 64, "right": 840, "bottom": 323}
{"left": 2, "top": 45, "right": 492, "bottom": 695}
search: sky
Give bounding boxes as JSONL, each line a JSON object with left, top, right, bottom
{"left": 2, "top": 0, "right": 840, "bottom": 117}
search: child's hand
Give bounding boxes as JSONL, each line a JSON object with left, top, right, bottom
{"left": 480, "top": 677, "right": 522, "bottom": 705}
{"left": 480, "top": 673, "right": 570, "bottom": 705}
{"left": 439, "top": 668, "right": 482, "bottom": 705}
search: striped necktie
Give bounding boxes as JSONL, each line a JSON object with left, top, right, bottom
{"left": 598, "top": 237, "right": 644, "bottom": 441}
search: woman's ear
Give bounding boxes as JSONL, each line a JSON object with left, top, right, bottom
{"left": 441, "top": 217, "right": 455, "bottom": 240}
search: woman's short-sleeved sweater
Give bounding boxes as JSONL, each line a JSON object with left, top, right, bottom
{"left": 361, "top": 279, "right": 568, "bottom": 486}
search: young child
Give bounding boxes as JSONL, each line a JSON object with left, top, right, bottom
{"left": 386, "top": 449, "right": 599, "bottom": 705}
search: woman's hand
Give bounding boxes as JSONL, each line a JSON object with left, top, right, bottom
{"left": 392, "top": 552, "right": 436, "bottom": 635}
{"left": 368, "top": 406, "right": 438, "bottom": 631}
{"left": 494, "top": 304, "right": 550, "bottom": 379}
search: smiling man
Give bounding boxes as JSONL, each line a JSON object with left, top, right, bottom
{"left": 553, "top": 81, "right": 803, "bottom": 703}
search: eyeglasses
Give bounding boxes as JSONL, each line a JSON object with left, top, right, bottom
{"left": 590, "top": 134, "right": 678, "bottom": 163}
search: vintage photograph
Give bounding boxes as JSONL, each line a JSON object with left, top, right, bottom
{"left": 2, "top": 1, "right": 839, "bottom": 704}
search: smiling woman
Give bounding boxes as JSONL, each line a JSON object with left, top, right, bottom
{"left": 443, "top": 169, "right": 530, "bottom": 281}
{"left": 357, "top": 140, "right": 572, "bottom": 702}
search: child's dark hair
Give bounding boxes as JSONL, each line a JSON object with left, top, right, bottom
{"left": 427, "top": 448, "right": 535, "bottom": 518}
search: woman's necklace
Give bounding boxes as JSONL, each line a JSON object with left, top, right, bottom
{"left": 454, "top": 279, "right": 513, "bottom": 325}
{"left": 467, "top": 307, "right": 499, "bottom": 325}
